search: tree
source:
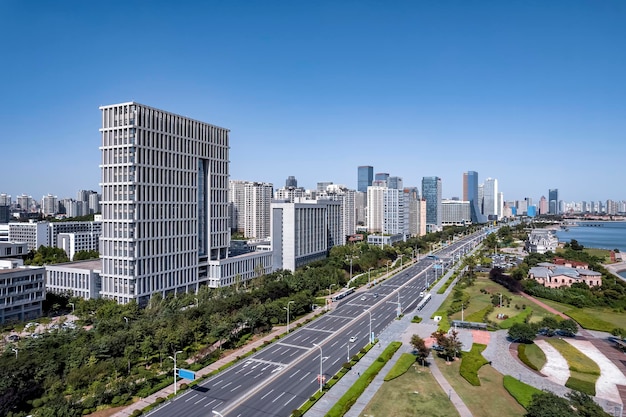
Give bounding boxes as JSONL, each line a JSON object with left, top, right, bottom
{"left": 558, "top": 319, "right": 578, "bottom": 336}
{"left": 508, "top": 323, "right": 536, "bottom": 343}
{"left": 525, "top": 392, "right": 573, "bottom": 417}
{"left": 410, "top": 334, "right": 429, "bottom": 365}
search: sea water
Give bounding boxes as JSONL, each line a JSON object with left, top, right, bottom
{"left": 555, "top": 221, "right": 626, "bottom": 253}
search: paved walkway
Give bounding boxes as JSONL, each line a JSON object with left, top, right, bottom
{"left": 111, "top": 309, "right": 321, "bottom": 417}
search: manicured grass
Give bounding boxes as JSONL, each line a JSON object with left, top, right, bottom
{"left": 459, "top": 344, "right": 489, "bottom": 386}
{"left": 499, "top": 307, "right": 533, "bottom": 329}
{"left": 436, "top": 357, "right": 526, "bottom": 417}
{"left": 385, "top": 353, "right": 417, "bottom": 381}
{"left": 545, "top": 338, "right": 599, "bottom": 396}
{"left": 517, "top": 343, "right": 546, "bottom": 371}
{"left": 326, "top": 341, "right": 402, "bottom": 417}
{"left": 538, "top": 299, "right": 623, "bottom": 332}
{"left": 464, "top": 305, "right": 492, "bottom": 323}
{"left": 503, "top": 375, "right": 542, "bottom": 409}
{"left": 361, "top": 363, "right": 460, "bottom": 417}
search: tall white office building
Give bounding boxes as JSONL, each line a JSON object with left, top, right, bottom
{"left": 317, "top": 184, "right": 356, "bottom": 239}
{"left": 482, "top": 178, "right": 498, "bottom": 219}
{"left": 99, "top": 102, "right": 230, "bottom": 304}
{"left": 367, "top": 185, "right": 403, "bottom": 235}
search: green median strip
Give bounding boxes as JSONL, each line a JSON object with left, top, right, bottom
{"left": 325, "top": 341, "right": 402, "bottom": 417}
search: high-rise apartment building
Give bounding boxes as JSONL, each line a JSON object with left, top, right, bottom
{"left": 539, "top": 196, "right": 548, "bottom": 215}
{"left": 229, "top": 180, "right": 273, "bottom": 239}
{"left": 549, "top": 189, "right": 559, "bottom": 214}
{"left": 357, "top": 166, "right": 373, "bottom": 193}
{"left": 17, "top": 194, "right": 33, "bottom": 212}
{"left": 318, "top": 184, "right": 356, "bottom": 239}
{"left": 99, "top": 102, "right": 230, "bottom": 304}
{"left": 421, "top": 176, "right": 442, "bottom": 230}
{"left": 41, "top": 194, "right": 58, "bottom": 216}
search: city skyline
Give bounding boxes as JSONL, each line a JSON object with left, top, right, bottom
{"left": 1, "top": 2, "right": 625, "bottom": 201}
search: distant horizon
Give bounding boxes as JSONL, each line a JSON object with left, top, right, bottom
{"left": 1, "top": 2, "right": 624, "bottom": 202}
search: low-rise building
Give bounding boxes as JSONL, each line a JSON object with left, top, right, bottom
{"left": 528, "top": 261, "right": 602, "bottom": 288}
{"left": 525, "top": 229, "right": 558, "bottom": 254}
{"left": 45, "top": 259, "right": 102, "bottom": 300}
{"left": 0, "top": 265, "right": 45, "bottom": 323}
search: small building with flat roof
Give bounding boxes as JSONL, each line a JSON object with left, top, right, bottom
{"left": 46, "top": 259, "right": 102, "bottom": 300}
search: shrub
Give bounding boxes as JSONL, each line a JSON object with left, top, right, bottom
{"left": 503, "top": 375, "right": 542, "bottom": 409}
{"left": 131, "top": 410, "right": 142, "bottom": 417}
{"left": 180, "top": 383, "right": 188, "bottom": 391}
{"left": 154, "top": 397, "right": 165, "bottom": 404}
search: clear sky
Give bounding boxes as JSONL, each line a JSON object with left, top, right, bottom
{"left": 1, "top": 1, "right": 624, "bottom": 204}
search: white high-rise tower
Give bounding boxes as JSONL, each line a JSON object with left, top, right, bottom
{"left": 99, "top": 102, "right": 230, "bottom": 304}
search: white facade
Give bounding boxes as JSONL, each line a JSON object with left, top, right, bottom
{"left": 317, "top": 184, "right": 356, "bottom": 240}
{"left": 100, "top": 102, "right": 230, "bottom": 304}
{"left": 482, "top": 178, "right": 498, "bottom": 219}
{"left": 229, "top": 180, "right": 273, "bottom": 239}
{"left": 0, "top": 242, "right": 28, "bottom": 258}
{"left": 45, "top": 259, "right": 102, "bottom": 299}
{"left": 274, "top": 187, "right": 305, "bottom": 202}
{"left": 366, "top": 186, "right": 385, "bottom": 233}
{"left": 441, "top": 200, "right": 471, "bottom": 226}
{"left": 8, "top": 222, "right": 49, "bottom": 250}
{"left": 408, "top": 198, "right": 427, "bottom": 237}
{"left": 41, "top": 194, "right": 58, "bottom": 216}
{"left": 0, "top": 265, "right": 45, "bottom": 323}
{"left": 271, "top": 199, "right": 342, "bottom": 271}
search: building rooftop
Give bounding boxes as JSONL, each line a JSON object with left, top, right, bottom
{"left": 47, "top": 259, "right": 102, "bottom": 271}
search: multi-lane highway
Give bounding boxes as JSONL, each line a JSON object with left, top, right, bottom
{"left": 147, "top": 231, "right": 487, "bottom": 417}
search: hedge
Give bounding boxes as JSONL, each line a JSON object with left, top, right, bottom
{"left": 325, "top": 341, "right": 402, "bottom": 417}
{"left": 566, "top": 376, "right": 596, "bottom": 396}
{"left": 459, "top": 343, "right": 488, "bottom": 386}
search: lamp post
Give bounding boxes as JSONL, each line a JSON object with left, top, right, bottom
{"left": 313, "top": 343, "right": 323, "bottom": 393}
{"left": 69, "top": 302, "right": 75, "bottom": 313}
{"left": 123, "top": 316, "right": 129, "bottom": 326}
{"left": 284, "top": 300, "right": 294, "bottom": 332}
{"left": 346, "top": 256, "right": 353, "bottom": 283}
{"left": 461, "top": 303, "right": 464, "bottom": 322}
{"left": 11, "top": 348, "right": 17, "bottom": 359}
{"left": 327, "top": 284, "right": 336, "bottom": 311}
{"left": 396, "top": 292, "right": 401, "bottom": 318}
{"left": 368, "top": 267, "right": 373, "bottom": 288}
{"left": 169, "top": 350, "right": 183, "bottom": 396}
{"left": 347, "top": 339, "right": 352, "bottom": 361}
{"left": 364, "top": 309, "right": 373, "bottom": 344}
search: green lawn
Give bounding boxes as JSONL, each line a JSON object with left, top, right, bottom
{"left": 545, "top": 338, "right": 600, "bottom": 396}
{"left": 538, "top": 299, "right": 624, "bottom": 332}
{"left": 436, "top": 357, "right": 526, "bottom": 417}
{"left": 385, "top": 353, "right": 417, "bottom": 381}
{"left": 361, "top": 363, "right": 460, "bottom": 417}
{"left": 518, "top": 343, "right": 546, "bottom": 371}
{"left": 459, "top": 344, "right": 489, "bottom": 386}
{"left": 503, "top": 375, "right": 542, "bottom": 409}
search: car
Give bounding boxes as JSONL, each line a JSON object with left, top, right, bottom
{"left": 360, "top": 296, "right": 366, "bottom": 301}
{"left": 373, "top": 293, "right": 378, "bottom": 298}
{"left": 25, "top": 322, "right": 38, "bottom": 330}
{"left": 419, "top": 292, "right": 425, "bottom": 297}
{"left": 349, "top": 336, "right": 357, "bottom": 343}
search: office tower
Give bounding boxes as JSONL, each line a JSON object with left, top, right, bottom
{"left": 548, "top": 189, "right": 559, "bottom": 214}
{"left": 357, "top": 166, "right": 373, "bottom": 193}
{"left": 463, "top": 171, "right": 486, "bottom": 224}
{"left": 516, "top": 199, "right": 528, "bottom": 215}
{"left": 539, "top": 196, "right": 548, "bottom": 215}
{"left": 405, "top": 188, "right": 426, "bottom": 237}
{"left": 100, "top": 102, "right": 230, "bottom": 304}
{"left": 366, "top": 185, "right": 385, "bottom": 233}
{"left": 41, "top": 194, "right": 58, "bottom": 216}
{"left": 229, "top": 180, "right": 273, "bottom": 239}
{"left": 355, "top": 191, "right": 367, "bottom": 226}
{"left": 482, "top": 178, "right": 498, "bottom": 219}
{"left": 271, "top": 199, "right": 342, "bottom": 271}
{"left": 387, "top": 176, "right": 403, "bottom": 190}
{"left": 285, "top": 176, "right": 298, "bottom": 188}
{"left": 421, "top": 176, "right": 442, "bottom": 230}
{"left": 0, "top": 194, "right": 10, "bottom": 207}
{"left": 375, "top": 172, "right": 389, "bottom": 182}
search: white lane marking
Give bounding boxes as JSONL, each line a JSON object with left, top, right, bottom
{"left": 230, "top": 384, "right": 241, "bottom": 392}
{"left": 185, "top": 393, "right": 198, "bottom": 402}
{"left": 272, "top": 391, "right": 286, "bottom": 403}
{"left": 289, "top": 369, "right": 301, "bottom": 379}
{"left": 285, "top": 395, "right": 297, "bottom": 406}
{"left": 261, "top": 389, "right": 275, "bottom": 400}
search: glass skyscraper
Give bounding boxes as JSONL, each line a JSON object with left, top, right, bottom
{"left": 421, "top": 176, "right": 442, "bottom": 229}
{"left": 463, "top": 171, "right": 486, "bottom": 224}
{"left": 549, "top": 189, "right": 559, "bottom": 214}
{"left": 357, "top": 166, "right": 373, "bottom": 192}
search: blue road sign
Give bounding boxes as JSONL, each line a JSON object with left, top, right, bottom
{"left": 178, "top": 368, "right": 196, "bottom": 380}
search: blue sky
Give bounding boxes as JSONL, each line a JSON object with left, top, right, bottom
{"left": 1, "top": 1, "right": 624, "bottom": 203}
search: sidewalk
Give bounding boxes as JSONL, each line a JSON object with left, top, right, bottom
{"left": 112, "top": 308, "right": 321, "bottom": 417}
{"left": 306, "top": 257, "right": 473, "bottom": 417}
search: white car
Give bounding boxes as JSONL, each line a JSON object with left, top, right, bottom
{"left": 360, "top": 296, "right": 366, "bottom": 301}
{"left": 349, "top": 336, "right": 357, "bottom": 343}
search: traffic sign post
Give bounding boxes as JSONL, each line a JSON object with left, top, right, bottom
{"left": 178, "top": 368, "right": 196, "bottom": 380}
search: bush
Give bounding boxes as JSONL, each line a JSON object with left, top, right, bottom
{"left": 180, "top": 383, "right": 188, "bottom": 391}
{"left": 131, "top": 410, "right": 143, "bottom": 417}
{"left": 154, "top": 397, "right": 165, "bottom": 404}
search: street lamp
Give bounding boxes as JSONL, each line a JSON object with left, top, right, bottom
{"left": 168, "top": 350, "right": 183, "bottom": 396}
{"left": 368, "top": 267, "right": 373, "bottom": 288}
{"left": 396, "top": 292, "right": 401, "bottom": 318}
{"left": 313, "top": 343, "right": 323, "bottom": 393}
{"left": 364, "top": 309, "right": 373, "bottom": 344}
{"left": 69, "top": 302, "right": 75, "bottom": 313}
{"left": 284, "top": 300, "right": 294, "bottom": 332}
{"left": 327, "top": 284, "right": 336, "bottom": 311}
{"left": 347, "top": 339, "right": 352, "bottom": 361}
{"left": 11, "top": 348, "right": 17, "bottom": 359}
{"left": 123, "top": 316, "right": 129, "bottom": 325}
{"left": 212, "top": 411, "right": 225, "bottom": 417}
{"left": 346, "top": 256, "right": 353, "bottom": 283}
{"left": 461, "top": 303, "right": 464, "bottom": 322}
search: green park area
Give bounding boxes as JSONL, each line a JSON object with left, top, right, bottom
{"left": 432, "top": 273, "right": 559, "bottom": 331}
{"left": 538, "top": 299, "right": 625, "bottom": 332}
{"left": 435, "top": 357, "right": 526, "bottom": 417}
{"left": 545, "top": 338, "right": 600, "bottom": 396}
{"left": 360, "top": 361, "right": 459, "bottom": 417}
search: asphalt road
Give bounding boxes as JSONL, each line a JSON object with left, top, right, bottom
{"left": 146, "top": 231, "right": 488, "bottom": 417}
